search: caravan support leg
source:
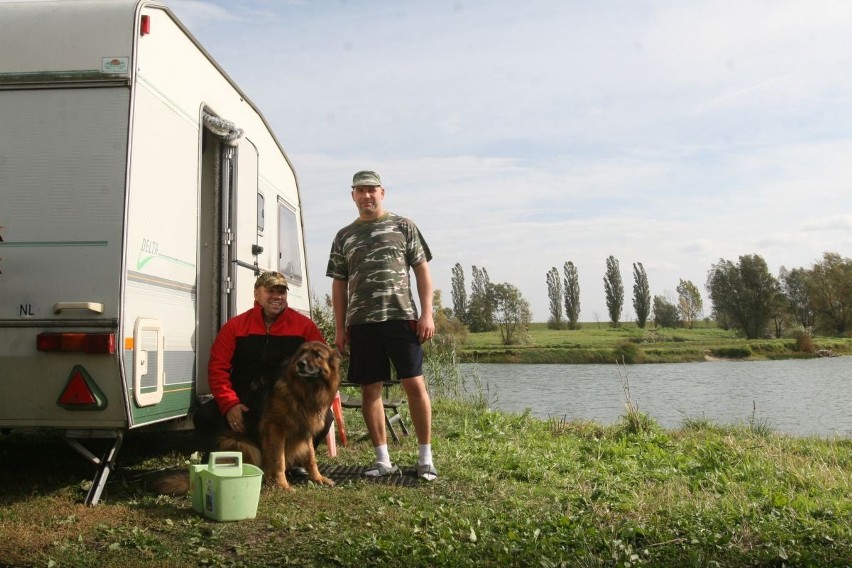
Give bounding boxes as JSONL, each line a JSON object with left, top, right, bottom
{"left": 64, "top": 430, "right": 125, "bottom": 506}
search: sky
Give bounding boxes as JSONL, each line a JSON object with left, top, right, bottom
{"left": 170, "top": 0, "right": 852, "bottom": 322}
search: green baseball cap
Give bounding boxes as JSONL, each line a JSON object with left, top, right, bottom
{"left": 254, "top": 271, "right": 288, "bottom": 289}
{"left": 351, "top": 170, "right": 382, "bottom": 187}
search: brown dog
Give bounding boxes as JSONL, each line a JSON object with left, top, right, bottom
{"left": 218, "top": 341, "right": 341, "bottom": 490}
{"left": 152, "top": 341, "right": 341, "bottom": 495}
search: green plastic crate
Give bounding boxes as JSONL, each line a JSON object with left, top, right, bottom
{"left": 189, "top": 451, "right": 263, "bottom": 521}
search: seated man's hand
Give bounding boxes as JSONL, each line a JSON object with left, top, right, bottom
{"left": 226, "top": 404, "right": 249, "bottom": 433}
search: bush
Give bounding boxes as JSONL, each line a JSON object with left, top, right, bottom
{"left": 793, "top": 330, "right": 815, "bottom": 353}
{"left": 434, "top": 310, "right": 469, "bottom": 346}
{"left": 709, "top": 346, "right": 752, "bottom": 359}
{"left": 310, "top": 293, "right": 336, "bottom": 343}
{"left": 613, "top": 341, "right": 641, "bottom": 363}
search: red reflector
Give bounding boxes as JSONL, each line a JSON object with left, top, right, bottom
{"left": 37, "top": 333, "right": 116, "bottom": 354}
{"left": 141, "top": 14, "right": 150, "bottom": 36}
{"left": 59, "top": 370, "right": 98, "bottom": 405}
{"left": 57, "top": 365, "right": 107, "bottom": 410}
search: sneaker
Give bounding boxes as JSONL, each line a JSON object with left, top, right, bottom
{"left": 417, "top": 463, "right": 438, "bottom": 481}
{"left": 287, "top": 467, "right": 308, "bottom": 478}
{"left": 364, "top": 462, "right": 399, "bottom": 477}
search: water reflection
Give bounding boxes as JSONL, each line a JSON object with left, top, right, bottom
{"left": 462, "top": 357, "right": 852, "bottom": 438}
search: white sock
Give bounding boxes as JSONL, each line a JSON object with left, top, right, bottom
{"left": 374, "top": 444, "right": 391, "bottom": 466}
{"left": 418, "top": 443, "right": 433, "bottom": 466}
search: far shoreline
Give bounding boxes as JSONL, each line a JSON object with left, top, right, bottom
{"left": 452, "top": 323, "right": 852, "bottom": 364}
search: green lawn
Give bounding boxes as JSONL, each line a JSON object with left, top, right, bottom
{"left": 0, "top": 400, "right": 849, "bottom": 567}
{"left": 1, "top": 337, "right": 850, "bottom": 566}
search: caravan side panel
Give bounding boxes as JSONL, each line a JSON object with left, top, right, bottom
{"left": 121, "top": 6, "right": 310, "bottom": 421}
{"left": 134, "top": 6, "right": 308, "bottom": 310}
{"left": 122, "top": 11, "right": 207, "bottom": 425}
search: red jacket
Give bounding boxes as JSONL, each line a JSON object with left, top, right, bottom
{"left": 207, "top": 302, "right": 325, "bottom": 415}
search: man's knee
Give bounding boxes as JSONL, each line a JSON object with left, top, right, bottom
{"left": 193, "top": 399, "right": 226, "bottom": 453}
{"left": 401, "top": 376, "right": 429, "bottom": 400}
{"left": 193, "top": 399, "right": 222, "bottom": 433}
{"left": 360, "top": 381, "right": 384, "bottom": 402}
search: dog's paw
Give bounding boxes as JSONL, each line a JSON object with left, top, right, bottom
{"left": 266, "top": 475, "right": 294, "bottom": 492}
{"left": 311, "top": 475, "right": 335, "bottom": 487}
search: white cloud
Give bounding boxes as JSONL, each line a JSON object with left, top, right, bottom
{"left": 168, "top": 1, "right": 236, "bottom": 25}
{"left": 803, "top": 215, "right": 852, "bottom": 233}
{"left": 173, "top": 0, "right": 852, "bottom": 320}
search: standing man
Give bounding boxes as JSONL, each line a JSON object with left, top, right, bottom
{"left": 194, "top": 271, "right": 332, "bottom": 453}
{"left": 327, "top": 170, "right": 438, "bottom": 481}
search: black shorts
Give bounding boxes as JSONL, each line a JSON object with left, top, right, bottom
{"left": 347, "top": 320, "right": 423, "bottom": 385}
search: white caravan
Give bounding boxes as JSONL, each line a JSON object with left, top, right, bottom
{"left": 0, "top": 0, "right": 312, "bottom": 504}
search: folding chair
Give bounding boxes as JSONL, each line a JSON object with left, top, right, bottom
{"left": 325, "top": 392, "right": 345, "bottom": 456}
{"left": 338, "top": 382, "right": 410, "bottom": 442}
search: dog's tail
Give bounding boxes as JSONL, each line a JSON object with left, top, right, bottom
{"left": 216, "top": 435, "right": 262, "bottom": 466}
{"left": 150, "top": 470, "right": 191, "bottom": 495}
{"left": 149, "top": 436, "right": 260, "bottom": 496}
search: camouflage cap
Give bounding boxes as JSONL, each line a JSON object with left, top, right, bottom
{"left": 351, "top": 170, "right": 382, "bottom": 187}
{"left": 254, "top": 271, "right": 288, "bottom": 289}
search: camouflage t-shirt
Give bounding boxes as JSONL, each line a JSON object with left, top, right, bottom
{"left": 326, "top": 212, "right": 432, "bottom": 327}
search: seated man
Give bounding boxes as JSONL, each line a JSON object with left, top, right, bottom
{"left": 194, "top": 271, "right": 333, "bottom": 455}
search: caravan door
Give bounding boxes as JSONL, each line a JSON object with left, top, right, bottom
{"left": 229, "top": 138, "right": 261, "bottom": 316}
{"left": 202, "top": 112, "right": 262, "bottom": 322}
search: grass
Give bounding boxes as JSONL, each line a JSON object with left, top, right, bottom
{"left": 458, "top": 322, "right": 852, "bottom": 364}
{"left": 1, "top": 340, "right": 850, "bottom": 567}
{"left": 1, "top": 400, "right": 850, "bottom": 567}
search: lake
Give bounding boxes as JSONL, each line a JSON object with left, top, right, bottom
{"left": 461, "top": 357, "right": 852, "bottom": 438}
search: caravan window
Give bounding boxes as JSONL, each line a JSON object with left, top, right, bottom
{"left": 257, "top": 193, "right": 265, "bottom": 234}
{"left": 277, "top": 200, "right": 303, "bottom": 285}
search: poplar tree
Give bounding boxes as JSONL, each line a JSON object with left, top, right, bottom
{"left": 546, "top": 267, "right": 563, "bottom": 329}
{"left": 603, "top": 255, "right": 624, "bottom": 327}
{"left": 468, "top": 265, "right": 495, "bottom": 332}
{"left": 450, "top": 262, "right": 468, "bottom": 324}
{"left": 563, "top": 261, "right": 581, "bottom": 329}
{"left": 632, "top": 262, "right": 651, "bottom": 328}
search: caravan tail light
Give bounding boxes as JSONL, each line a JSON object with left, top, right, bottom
{"left": 141, "top": 15, "right": 151, "bottom": 36}
{"left": 37, "top": 332, "right": 116, "bottom": 355}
